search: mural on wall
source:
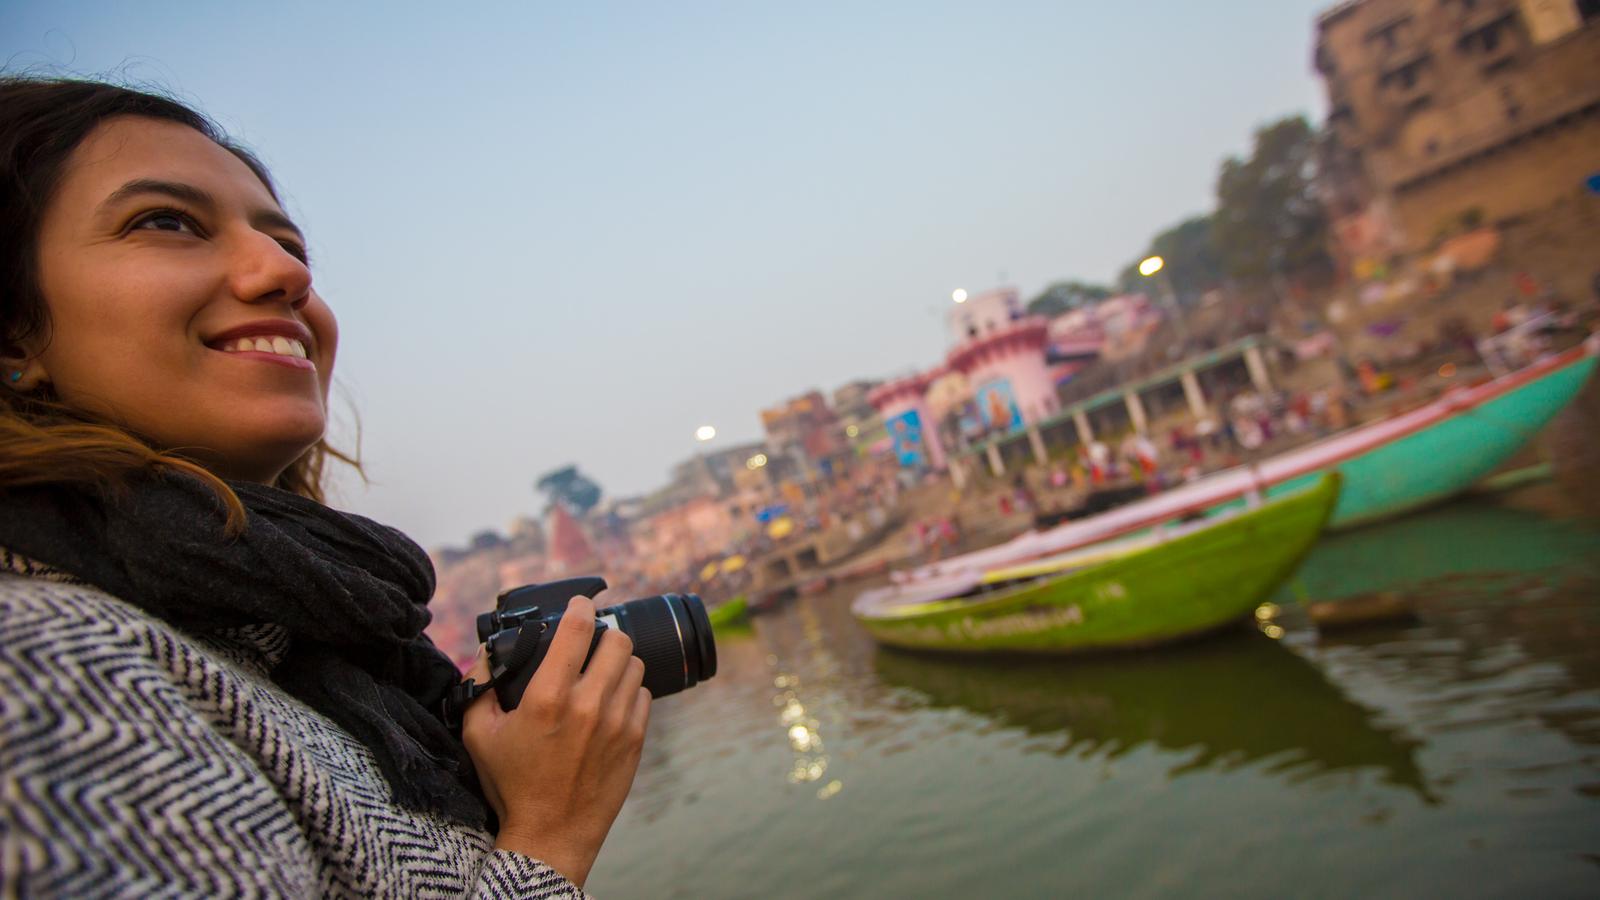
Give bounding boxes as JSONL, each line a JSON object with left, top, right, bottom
{"left": 886, "top": 409, "right": 928, "bottom": 469}
{"left": 974, "top": 379, "right": 1024, "bottom": 434}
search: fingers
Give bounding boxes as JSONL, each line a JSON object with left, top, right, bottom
{"left": 628, "top": 686, "right": 652, "bottom": 742}
{"left": 530, "top": 597, "right": 597, "bottom": 691}
{"left": 581, "top": 628, "right": 638, "bottom": 699}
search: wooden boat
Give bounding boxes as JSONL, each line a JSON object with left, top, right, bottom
{"left": 906, "top": 344, "right": 1597, "bottom": 582}
{"left": 797, "top": 575, "right": 833, "bottom": 596}
{"left": 853, "top": 473, "right": 1339, "bottom": 654}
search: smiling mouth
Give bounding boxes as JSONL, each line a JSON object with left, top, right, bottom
{"left": 217, "top": 335, "right": 309, "bottom": 359}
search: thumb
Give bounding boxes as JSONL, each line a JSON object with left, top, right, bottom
{"left": 461, "top": 646, "right": 505, "bottom": 729}
{"left": 464, "top": 644, "right": 490, "bottom": 684}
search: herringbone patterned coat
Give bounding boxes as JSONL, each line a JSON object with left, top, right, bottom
{"left": 0, "top": 566, "right": 586, "bottom": 899}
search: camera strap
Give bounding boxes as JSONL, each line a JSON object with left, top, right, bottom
{"left": 440, "top": 678, "right": 494, "bottom": 732}
{"left": 441, "top": 624, "right": 548, "bottom": 733}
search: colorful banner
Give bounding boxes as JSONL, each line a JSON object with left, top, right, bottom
{"left": 975, "top": 379, "right": 1023, "bottom": 433}
{"left": 886, "top": 409, "right": 928, "bottom": 469}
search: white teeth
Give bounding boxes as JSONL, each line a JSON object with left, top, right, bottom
{"left": 220, "top": 335, "right": 309, "bottom": 358}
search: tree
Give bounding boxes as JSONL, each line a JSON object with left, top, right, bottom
{"left": 535, "top": 465, "right": 603, "bottom": 516}
{"left": 1116, "top": 216, "right": 1226, "bottom": 301}
{"left": 1150, "top": 216, "right": 1225, "bottom": 300}
{"left": 1026, "top": 280, "right": 1112, "bottom": 317}
{"left": 1212, "top": 116, "right": 1331, "bottom": 281}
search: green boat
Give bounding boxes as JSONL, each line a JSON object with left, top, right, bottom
{"left": 853, "top": 473, "right": 1340, "bottom": 654}
{"left": 707, "top": 593, "right": 749, "bottom": 629}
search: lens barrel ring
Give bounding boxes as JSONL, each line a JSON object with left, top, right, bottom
{"left": 616, "top": 599, "right": 688, "bottom": 697}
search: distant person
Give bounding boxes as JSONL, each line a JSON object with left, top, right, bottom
{"left": 1087, "top": 439, "right": 1112, "bottom": 485}
{"left": 1011, "top": 473, "right": 1035, "bottom": 512}
{"left": 0, "top": 78, "right": 639, "bottom": 895}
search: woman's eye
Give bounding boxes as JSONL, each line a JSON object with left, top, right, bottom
{"left": 134, "top": 211, "right": 198, "bottom": 234}
{"left": 277, "top": 239, "right": 310, "bottom": 264}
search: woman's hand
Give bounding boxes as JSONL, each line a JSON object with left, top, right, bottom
{"left": 461, "top": 596, "right": 652, "bottom": 887}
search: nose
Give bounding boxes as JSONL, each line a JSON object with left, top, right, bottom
{"left": 228, "top": 228, "right": 312, "bottom": 310}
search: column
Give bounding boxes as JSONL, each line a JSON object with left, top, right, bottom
{"left": 1027, "top": 424, "right": 1048, "bottom": 466}
{"left": 1125, "top": 391, "right": 1149, "bottom": 435}
{"left": 1244, "top": 344, "right": 1273, "bottom": 394}
{"left": 1181, "top": 369, "right": 1208, "bottom": 419}
{"left": 1073, "top": 409, "right": 1093, "bottom": 446}
{"left": 985, "top": 441, "right": 1005, "bottom": 477}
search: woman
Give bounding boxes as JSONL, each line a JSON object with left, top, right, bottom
{"left": 0, "top": 76, "right": 649, "bottom": 897}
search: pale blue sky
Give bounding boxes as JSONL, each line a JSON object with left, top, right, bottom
{"left": 3, "top": 1, "right": 1331, "bottom": 548}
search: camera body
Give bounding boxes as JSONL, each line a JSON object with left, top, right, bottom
{"left": 476, "top": 576, "right": 717, "bottom": 712}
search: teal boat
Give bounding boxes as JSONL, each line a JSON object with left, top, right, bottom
{"left": 853, "top": 474, "right": 1339, "bottom": 654}
{"left": 1241, "top": 344, "right": 1597, "bottom": 528}
{"left": 906, "top": 345, "right": 1597, "bottom": 581}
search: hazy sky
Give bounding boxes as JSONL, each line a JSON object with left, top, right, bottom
{"left": 3, "top": 0, "right": 1331, "bottom": 549}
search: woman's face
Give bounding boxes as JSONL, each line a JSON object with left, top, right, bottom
{"left": 30, "top": 116, "right": 337, "bottom": 483}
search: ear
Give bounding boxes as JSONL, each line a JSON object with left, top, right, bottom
{"left": 0, "top": 343, "right": 49, "bottom": 393}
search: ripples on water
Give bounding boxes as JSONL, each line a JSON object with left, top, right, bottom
{"left": 589, "top": 485, "right": 1600, "bottom": 898}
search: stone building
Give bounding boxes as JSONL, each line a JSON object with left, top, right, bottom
{"left": 1314, "top": 0, "right": 1600, "bottom": 257}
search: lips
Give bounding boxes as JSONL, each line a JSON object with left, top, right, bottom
{"left": 206, "top": 319, "right": 316, "bottom": 368}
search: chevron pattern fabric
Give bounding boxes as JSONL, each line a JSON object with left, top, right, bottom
{"left": 0, "top": 573, "right": 586, "bottom": 898}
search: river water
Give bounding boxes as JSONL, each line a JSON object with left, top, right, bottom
{"left": 589, "top": 482, "right": 1600, "bottom": 898}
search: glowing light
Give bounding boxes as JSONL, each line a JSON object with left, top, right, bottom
{"left": 1138, "top": 256, "right": 1165, "bottom": 277}
{"left": 845, "top": 424, "right": 860, "bottom": 438}
{"left": 952, "top": 288, "right": 969, "bottom": 304}
{"left": 817, "top": 780, "right": 843, "bottom": 800}
{"left": 788, "top": 725, "right": 813, "bottom": 750}
{"left": 1438, "top": 363, "right": 1457, "bottom": 378}
{"left": 1263, "top": 624, "right": 1285, "bottom": 640}
{"left": 746, "top": 453, "right": 768, "bottom": 470}
{"left": 695, "top": 425, "right": 716, "bottom": 442}
{"left": 1254, "top": 603, "right": 1279, "bottom": 622}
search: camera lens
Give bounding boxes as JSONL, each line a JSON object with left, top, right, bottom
{"left": 603, "top": 592, "right": 718, "bottom": 698}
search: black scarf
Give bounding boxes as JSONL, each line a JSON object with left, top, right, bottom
{"left": 0, "top": 474, "right": 487, "bottom": 829}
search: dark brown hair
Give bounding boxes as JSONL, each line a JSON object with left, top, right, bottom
{"left": 0, "top": 76, "right": 354, "bottom": 527}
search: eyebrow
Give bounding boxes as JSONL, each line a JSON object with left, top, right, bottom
{"left": 100, "top": 178, "right": 305, "bottom": 241}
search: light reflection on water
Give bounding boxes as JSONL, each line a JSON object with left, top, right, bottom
{"left": 591, "top": 485, "right": 1600, "bottom": 898}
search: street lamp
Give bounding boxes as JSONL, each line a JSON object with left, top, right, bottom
{"left": 693, "top": 425, "right": 718, "bottom": 497}
{"left": 1139, "top": 255, "right": 1189, "bottom": 344}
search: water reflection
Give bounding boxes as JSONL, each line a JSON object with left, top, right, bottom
{"left": 594, "top": 488, "right": 1600, "bottom": 898}
{"left": 874, "top": 630, "right": 1431, "bottom": 798}
{"left": 773, "top": 670, "right": 831, "bottom": 788}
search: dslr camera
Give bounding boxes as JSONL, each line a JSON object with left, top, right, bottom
{"left": 453, "top": 576, "right": 717, "bottom": 721}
